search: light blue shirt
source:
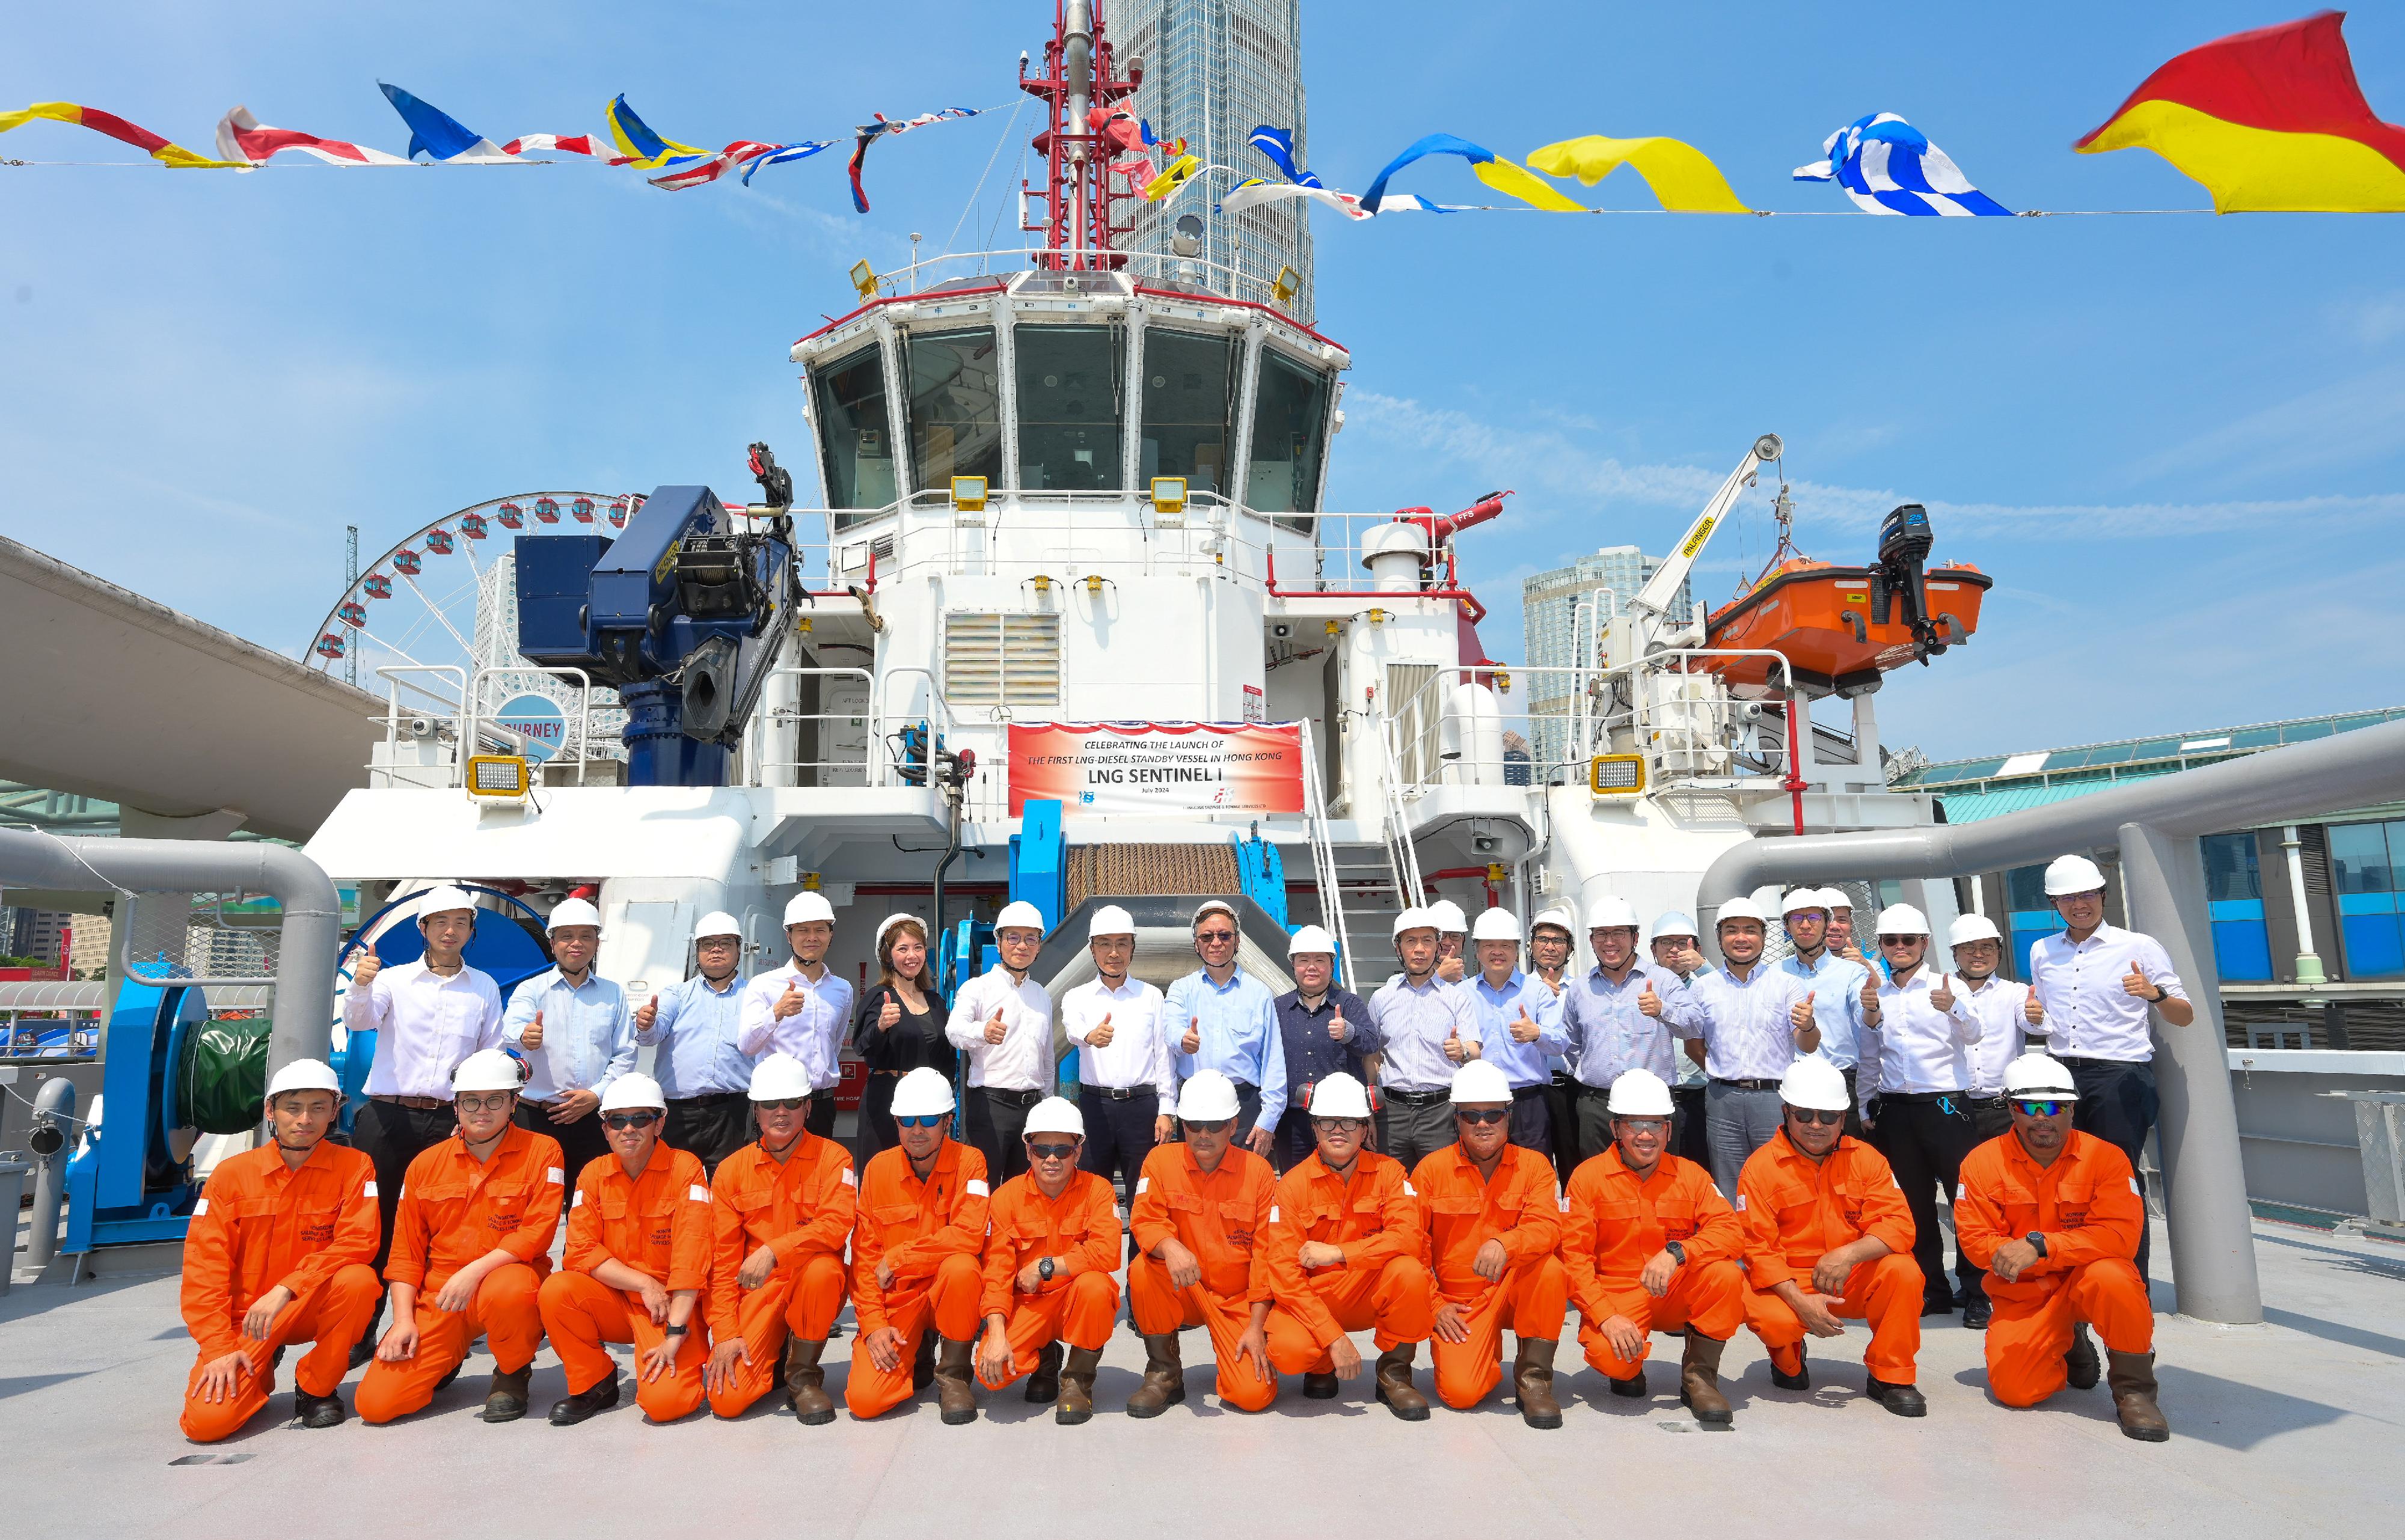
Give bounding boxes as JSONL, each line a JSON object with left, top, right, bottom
{"left": 1561, "top": 962, "right": 1698, "bottom": 1088}
{"left": 1781, "top": 948, "right": 1869, "bottom": 1071}
{"left": 1468, "top": 970, "right": 1569, "bottom": 1089}
{"left": 502, "top": 967, "right": 634, "bottom": 1102}
{"left": 634, "top": 971, "right": 757, "bottom": 1099}
{"left": 1163, "top": 968, "right": 1288, "bottom": 1134}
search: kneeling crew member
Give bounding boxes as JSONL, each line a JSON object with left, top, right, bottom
{"left": 976, "top": 1097, "right": 1123, "bottom": 1425}
{"left": 179, "top": 1059, "right": 381, "bottom": 1441}
{"left": 1561, "top": 1068, "right": 1745, "bottom": 1424}
{"left": 1126, "top": 1070, "right": 1279, "bottom": 1414}
{"left": 1738, "top": 1057, "right": 1927, "bottom": 1416}
{"left": 703, "top": 1053, "right": 857, "bottom": 1423}
{"left": 358, "top": 1050, "right": 562, "bottom": 1425}
{"left": 1413, "top": 1060, "right": 1568, "bottom": 1426}
{"left": 539, "top": 1074, "right": 711, "bottom": 1425}
{"left": 848, "top": 1068, "right": 991, "bottom": 1424}
{"left": 1260, "top": 1072, "right": 1436, "bottom": 1419}
{"left": 1955, "top": 1053, "right": 2168, "bottom": 1441}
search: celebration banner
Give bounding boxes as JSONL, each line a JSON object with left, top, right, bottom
{"left": 1008, "top": 723, "right": 1305, "bottom": 817}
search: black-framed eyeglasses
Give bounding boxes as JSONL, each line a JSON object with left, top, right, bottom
{"left": 895, "top": 1113, "right": 946, "bottom": 1129}
{"left": 754, "top": 1097, "right": 809, "bottom": 1111}
{"left": 1313, "top": 1116, "right": 1367, "bottom": 1134}
{"left": 455, "top": 1093, "right": 515, "bottom": 1114}
{"left": 1027, "top": 1141, "right": 1079, "bottom": 1161}
{"left": 1454, "top": 1107, "right": 1508, "bottom": 1126}
{"left": 1181, "top": 1117, "right": 1234, "bottom": 1134}
{"left": 1786, "top": 1107, "right": 1845, "bottom": 1126}
{"left": 602, "top": 1111, "right": 661, "bottom": 1131}
{"left": 2012, "top": 1098, "right": 2072, "bottom": 1118}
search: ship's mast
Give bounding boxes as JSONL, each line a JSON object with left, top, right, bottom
{"left": 1020, "top": 0, "right": 1142, "bottom": 270}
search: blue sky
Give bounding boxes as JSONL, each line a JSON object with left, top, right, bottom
{"left": 6, "top": 2, "right": 2403, "bottom": 763}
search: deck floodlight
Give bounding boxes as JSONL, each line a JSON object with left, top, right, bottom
{"left": 1367, "top": 608, "right": 1389, "bottom": 625}
{"left": 951, "top": 475, "right": 988, "bottom": 512}
{"left": 1172, "top": 213, "right": 1204, "bottom": 258}
{"left": 467, "top": 754, "right": 532, "bottom": 802}
{"left": 1590, "top": 754, "right": 1646, "bottom": 796}
{"left": 1324, "top": 619, "right": 1341, "bottom": 637}
{"left": 1150, "top": 476, "right": 1187, "bottom": 514}
{"left": 850, "top": 259, "right": 878, "bottom": 301}
{"left": 1273, "top": 264, "right": 1299, "bottom": 307}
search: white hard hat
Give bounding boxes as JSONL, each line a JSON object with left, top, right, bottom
{"left": 1175, "top": 1069, "right": 1243, "bottom": 1122}
{"left": 1024, "top": 1096, "right": 1085, "bottom": 1139}
{"left": 1948, "top": 914, "right": 2002, "bottom": 947}
{"left": 1715, "top": 897, "right": 1768, "bottom": 927}
{"left": 890, "top": 1066, "right": 956, "bottom": 1117}
{"left": 1781, "top": 888, "right": 1831, "bottom": 918}
{"left": 2044, "top": 854, "right": 2108, "bottom": 897}
{"left": 748, "top": 1053, "right": 813, "bottom": 1102}
{"left": 1605, "top": 1068, "right": 1675, "bottom": 1117}
{"left": 994, "top": 900, "right": 1046, "bottom": 934}
{"left": 1530, "top": 907, "right": 1576, "bottom": 937}
{"left": 1873, "top": 903, "right": 1930, "bottom": 937}
{"left": 547, "top": 896, "right": 602, "bottom": 932}
{"left": 1448, "top": 1059, "right": 1513, "bottom": 1105}
{"left": 1088, "top": 904, "right": 1136, "bottom": 940}
{"left": 694, "top": 910, "right": 744, "bottom": 943}
{"left": 415, "top": 884, "right": 478, "bottom": 921}
{"left": 1192, "top": 898, "right": 1237, "bottom": 927}
{"left": 1469, "top": 908, "right": 1522, "bottom": 944}
{"left": 1287, "top": 924, "right": 1337, "bottom": 957}
{"left": 1818, "top": 887, "right": 1854, "bottom": 912}
{"left": 266, "top": 1058, "right": 342, "bottom": 1098}
{"left": 783, "top": 891, "right": 836, "bottom": 927}
{"left": 1308, "top": 1071, "right": 1371, "bottom": 1120}
{"left": 2004, "top": 1053, "right": 2080, "bottom": 1101}
{"left": 1778, "top": 1056, "right": 1852, "bottom": 1114}
{"left": 599, "top": 1073, "right": 667, "bottom": 1113}
{"left": 1648, "top": 911, "right": 1699, "bottom": 942}
{"left": 874, "top": 912, "right": 925, "bottom": 950}
{"left": 1585, "top": 896, "right": 1640, "bottom": 931}
{"left": 451, "top": 1049, "right": 524, "bottom": 1093}
{"left": 1392, "top": 906, "right": 1438, "bottom": 940}
{"left": 1427, "top": 899, "right": 1468, "bottom": 933}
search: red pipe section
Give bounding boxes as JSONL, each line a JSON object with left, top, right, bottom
{"left": 1423, "top": 864, "right": 1502, "bottom": 909}
{"left": 1781, "top": 698, "right": 1807, "bottom": 836}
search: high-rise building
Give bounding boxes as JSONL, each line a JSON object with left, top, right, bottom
{"left": 1521, "top": 546, "right": 1696, "bottom": 772}
{"left": 1117, "top": 0, "right": 1316, "bottom": 324}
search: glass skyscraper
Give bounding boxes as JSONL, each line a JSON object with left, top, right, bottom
{"left": 1521, "top": 546, "right": 1695, "bottom": 771}
{"left": 1117, "top": 0, "right": 1317, "bottom": 325}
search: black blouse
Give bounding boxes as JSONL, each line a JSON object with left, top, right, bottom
{"left": 851, "top": 981, "right": 948, "bottom": 1072}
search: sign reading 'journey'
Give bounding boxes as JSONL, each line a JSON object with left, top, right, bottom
{"left": 1007, "top": 723, "right": 1306, "bottom": 816}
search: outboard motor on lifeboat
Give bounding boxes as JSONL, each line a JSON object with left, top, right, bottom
{"left": 1869, "top": 503, "right": 1946, "bottom": 663}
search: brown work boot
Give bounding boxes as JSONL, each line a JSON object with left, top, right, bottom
{"left": 1513, "top": 1337, "right": 1563, "bottom": 1429}
{"left": 1679, "top": 1333, "right": 1733, "bottom": 1426}
{"left": 480, "top": 1365, "right": 531, "bottom": 1423}
{"left": 2066, "top": 1322, "right": 2101, "bottom": 1390}
{"left": 2108, "top": 1350, "right": 2170, "bottom": 1442}
{"left": 1125, "top": 1333, "right": 1187, "bottom": 1419}
{"left": 934, "top": 1337, "right": 979, "bottom": 1425}
{"left": 1056, "top": 1346, "right": 1102, "bottom": 1425}
{"left": 1025, "top": 1342, "right": 1063, "bottom": 1404}
{"left": 1376, "top": 1344, "right": 1430, "bottom": 1421}
{"left": 784, "top": 1336, "right": 835, "bottom": 1425}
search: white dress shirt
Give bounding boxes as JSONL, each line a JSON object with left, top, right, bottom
{"left": 345, "top": 958, "right": 504, "bottom": 1100}
{"left": 2028, "top": 923, "right": 2188, "bottom": 1063}
{"left": 1062, "top": 976, "right": 1174, "bottom": 1096}
{"left": 503, "top": 967, "right": 634, "bottom": 1101}
{"left": 1685, "top": 963, "right": 1815, "bottom": 1082}
{"left": 945, "top": 965, "right": 1055, "bottom": 1092}
{"left": 1864, "top": 965, "right": 1981, "bottom": 1096}
{"left": 1956, "top": 974, "right": 2036, "bottom": 1096}
{"left": 739, "top": 962, "right": 857, "bottom": 1092}
{"left": 1367, "top": 974, "right": 1480, "bottom": 1092}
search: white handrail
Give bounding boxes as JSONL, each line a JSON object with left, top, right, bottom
{"left": 1296, "top": 718, "right": 1356, "bottom": 989}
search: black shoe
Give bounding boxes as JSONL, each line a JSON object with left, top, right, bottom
{"left": 1961, "top": 1295, "right": 1992, "bottom": 1331}
{"left": 1865, "top": 1377, "right": 1927, "bottom": 1417}
{"left": 1024, "top": 1343, "right": 1062, "bottom": 1404}
{"left": 435, "top": 1361, "right": 464, "bottom": 1393}
{"left": 294, "top": 1388, "right": 347, "bottom": 1429}
{"left": 548, "top": 1373, "right": 622, "bottom": 1426}
{"left": 2066, "top": 1322, "right": 2101, "bottom": 1390}
{"left": 1920, "top": 1299, "right": 1954, "bottom": 1318}
{"left": 1770, "top": 1345, "right": 1809, "bottom": 1392}
{"left": 1302, "top": 1372, "right": 1340, "bottom": 1399}
{"left": 1608, "top": 1370, "right": 1648, "bottom": 1399}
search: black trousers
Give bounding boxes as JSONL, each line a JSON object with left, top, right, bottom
{"left": 2063, "top": 1057, "right": 2160, "bottom": 1282}
{"left": 806, "top": 1092, "right": 839, "bottom": 1139}
{"left": 666, "top": 1092, "right": 755, "bottom": 1179}
{"left": 1377, "top": 1096, "right": 1456, "bottom": 1172}
{"left": 1506, "top": 1087, "right": 1553, "bottom": 1159}
{"left": 969, "top": 1087, "right": 1041, "bottom": 1185}
{"left": 1544, "top": 1075, "right": 1581, "bottom": 1180}
{"left": 353, "top": 1098, "right": 459, "bottom": 1276}
{"left": 1671, "top": 1082, "right": 1711, "bottom": 1167}
{"left": 1079, "top": 1086, "right": 1160, "bottom": 1194}
{"left": 1870, "top": 1093, "right": 1984, "bottom": 1309}
{"left": 1840, "top": 1066, "right": 1866, "bottom": 1140}
{"left": 516, "top": 1101, "right": 610, "bottom": 1209}
{"left": 853, "top": 1073, "right": 904, "bottom": 1167}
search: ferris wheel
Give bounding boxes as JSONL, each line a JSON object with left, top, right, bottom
{"left": 307, "top": 492, "right": 643, "bottom": 759}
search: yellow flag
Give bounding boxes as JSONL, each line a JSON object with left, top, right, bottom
{"left": 1471, "top": 155, "right": 1585, "bottom": 212}
{"left": 1145, "top": 152, "right": 1201, "bottom": 201}
{"left": 1528, "top": 135, "right": 1751, "bottom": 213}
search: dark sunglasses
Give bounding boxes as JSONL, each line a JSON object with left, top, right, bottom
{"left": 1181, "top": 1117, "right": 1234, "bottom": 1134}
{"left": 1786, "top": 1107, "right": 1845, "bottom": 1126}
{"left": 1454, "top": 1107, "right": 1509, "bottom": 1126}
{"left": 1196, "top": 929, "right": 1237, "bottom": 944}
{"left": 2012, "top": 1099, "right": 2071, "bottom": 1118}
{"left": 754, "top": 1097, "right": 810, "bottom": 1111}
{"left": 895, "top": 1113, "right": 947, "bottom": 1129}
{"left": 1027, "top": 1141, "right": 1079, "bottom": 1161}
{"left": 602, "top": 1111, "right": 661, "bottom": 1131}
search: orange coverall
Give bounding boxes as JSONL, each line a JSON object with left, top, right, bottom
{"left": 704, "top": 1131, "right": 858, "bottom": 1417}
{"left": 178, "top": 1140, "right": 381, "bottom": 1442}
{"left": 1955, "top": 1129, "right": 2152, "bottom": 1407}
{"left": 1560, "top": 1146, "right": 1744, "bottom": 1379}
{"left": 1261, "top": 1150, "right": 1433, "bottom": 1375}
{"left": 977, "top": 1169, "right": 1123, "bottom": 1390}
{"left": 1128, "top": 1141, "right": 1279, "bottom": 1411}
{"left": 356, "top": 1123, "right": 564, "bottom": 1423}
{"left": 1738, "top": 1129, "right": 1923, "bottom": 1383}
{"left": 538, "top": 1144, "right": 714, "bottom": 1422}
{"left": 1412, "top": 1143, "right": 1566, "bottom": 1408}
{"left": 847, "top": 1140, "right": 991, "bottom": 1419}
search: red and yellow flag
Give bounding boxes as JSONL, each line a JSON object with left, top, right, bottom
{"left": 0, "top": 100, "right": 245, "bottom": 168}
{"left": 2076, "top": 11, "right": 2405, "bottom": 212}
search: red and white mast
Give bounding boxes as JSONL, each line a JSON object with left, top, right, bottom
{"left": 1020, "top": 0, "right": 1141, "bottom": 270}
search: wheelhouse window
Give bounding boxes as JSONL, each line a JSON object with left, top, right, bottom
{"left": 1015, "top": 324, "right": 1124, "bottom": 490}
{"left": 1138, "top": 328, "right": 1237, "bottom": 496}
{"left": 812, "top": 343, "right": 896, "bottom": 512}
{"left": 1245, "top": 346, "right": 1332, "bottom": 515}
{"left": 902, "top": 328, "right": 1003, "bottom": 492}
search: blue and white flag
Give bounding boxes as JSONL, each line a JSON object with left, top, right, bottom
{"left": 1794, "top": 112, "right": 2009, "bottom": 216}
{"left": 740, "top": 139, "right": 835, "bottom": 185}
{"left": 1247, "top": 124, "right": 1322, "bottom": 188}
{"left": 378, "top": 82, "right": 511, "bottom": 163}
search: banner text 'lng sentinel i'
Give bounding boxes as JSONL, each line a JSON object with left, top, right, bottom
{"left": 1007, "top": 723, "right": 1305, "bottom": 816}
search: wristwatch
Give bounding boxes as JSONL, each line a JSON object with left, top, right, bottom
{"left": 1037, "top": 1256, "right": 1056, "bottom": 1283}
{"left": 663, "top": 1322, "right": 690, "bottom": 1337}
{"left": 2026, "top": 1232, "right": 2048, "bottom": 1259}
{"left": 1664, "top": 1241, "right": 1687, "bottom": 1266}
